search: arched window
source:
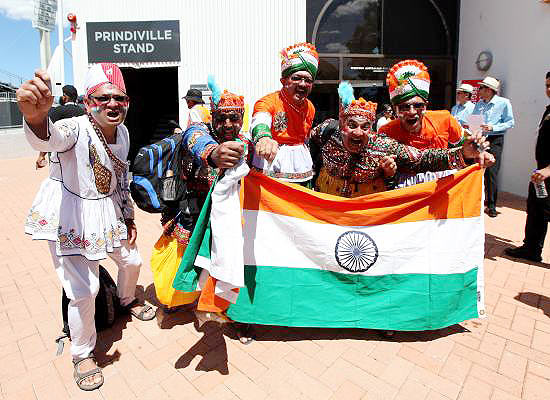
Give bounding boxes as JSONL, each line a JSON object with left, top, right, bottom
{"left": 310, "top": 0, "right": 453, "bottom": 56}
{"left": 312, "top": 0, "right": 382, "bottom": 54}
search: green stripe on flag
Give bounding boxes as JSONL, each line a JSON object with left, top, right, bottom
{"left": 227, "top": 266, "right": 479, "bottom": 331}
{"left": 172, "top": 176, "right": 218, "bottom": 292}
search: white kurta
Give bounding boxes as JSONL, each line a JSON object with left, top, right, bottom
{"left": 24, "top": 115, "right": 134, "bottom": 261}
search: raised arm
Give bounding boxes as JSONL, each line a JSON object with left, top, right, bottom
{"left": 17, "top": 70, "right": 78, "bottom": 152}
{"left": 382, "top": 132, "right": 492, "bottom": 172}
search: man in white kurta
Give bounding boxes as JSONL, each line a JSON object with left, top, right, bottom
{"left": 17, "top": 63, "right": 152, "bottom": 391}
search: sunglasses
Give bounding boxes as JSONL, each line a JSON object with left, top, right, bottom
{"left": 396, "top": 102, "right": 427, "bottom": 112}
{"left": 290, "top": 75, "right": 314, "bottom": 84}
{"left": 89, "top": 94, "right": 129, "bottom": 105}
{"left": 214, "top": 113, "right": 242, "bottom": 123}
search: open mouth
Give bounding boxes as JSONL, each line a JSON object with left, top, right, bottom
{"left": 295, "top": 88, "right": 307, "bottom": 98}
{"left": 349, "top": 138, "right": 363, "bottom": 146}
{"left": 405, "top": 116, "right": 419, "bottom": 125}
{"left": 106, "top": 110, "right": 121, "bottom": 119}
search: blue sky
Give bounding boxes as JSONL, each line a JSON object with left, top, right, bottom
{"left": 0, "top": 0, "right": 74, "bottom": 88}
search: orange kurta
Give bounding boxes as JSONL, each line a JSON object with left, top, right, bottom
{"left": 252, "top": 91, "right": 315, "bottom": 145}
{"left": 378, "top": 110, "right": 463, "bottom": 150}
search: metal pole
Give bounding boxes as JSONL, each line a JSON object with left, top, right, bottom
{"left": 57, "top": 0, "right": 64, "bottom": 86}
{"left": 39, "top": 29, "right": 52, "bottom": 70}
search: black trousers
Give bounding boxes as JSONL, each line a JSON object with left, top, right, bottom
{"left": 524, "top": 181, "right": 550, "bottom": 256}
{"left": 484, "top": 135, "right": 504, "bottom": 210}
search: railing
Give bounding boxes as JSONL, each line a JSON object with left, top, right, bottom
{"left": 0, "top": 92, "right": 17, "bottom": 102}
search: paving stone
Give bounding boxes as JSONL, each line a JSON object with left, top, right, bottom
{"left": 0, "top": 158, "right": 545, "bottom": 399}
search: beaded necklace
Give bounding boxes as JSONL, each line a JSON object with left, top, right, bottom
{"left": 87, "top": 113, "right": 127, "bottom": 178}
{"left": 280, "top": 89, "right": 307, "bottom": 115}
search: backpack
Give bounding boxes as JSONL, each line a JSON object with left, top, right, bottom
{"left": 56, "top": 266, "right": 120, "bottom": 355}
{"left": 130, "top": 132, "right": 187, "bottom": 213}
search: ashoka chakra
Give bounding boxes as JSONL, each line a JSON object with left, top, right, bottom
{"left": 334, "top": 231, "right": 378, "bottom": 272}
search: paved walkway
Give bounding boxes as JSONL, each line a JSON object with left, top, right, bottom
{"left": 0, "top": 128, "right": 35, "bottom": 160}
{"left": 0, "top": 156, "right": 549, "bottom": 400}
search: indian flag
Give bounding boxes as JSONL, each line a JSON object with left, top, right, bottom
{"left": 174, "top": 165, "right": 485, "bottom": 331}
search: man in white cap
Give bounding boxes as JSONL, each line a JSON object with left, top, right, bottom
{"left": 472, "top": 76, "right": 515, "bottom": 217}
{"left": 16, "top": 64, "right": 157, "bottom": 390}
{"left": 451, "top": 83, "right": 475, "bottom": 127}
{"left": 17, "top": 64, "right": 245, "bottom": 391}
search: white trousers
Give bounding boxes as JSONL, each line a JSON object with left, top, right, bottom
{"left": 48, "top": 241, "right": 142, "bottom": 360}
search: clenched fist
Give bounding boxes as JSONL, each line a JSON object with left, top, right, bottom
{"left": 16, "top": 70, "right": 53, "bottom": 138}
{"left": 210, "top": 141, "right": 245, "bottom": 169}
{"left": 255, "top": 136, "right": 279, "bottom": 163}
{"left": 379, "top": 155, "right": 397, "bottom": 178}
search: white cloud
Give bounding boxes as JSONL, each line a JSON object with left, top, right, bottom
{"left": 0, "top": 0, "right": 34, "bottom": 20}
{"left": 333, "top": 0, "right": 377, "bottom": 18}
{"left": 0, "top": 0, "right": 75, "bottom": 26}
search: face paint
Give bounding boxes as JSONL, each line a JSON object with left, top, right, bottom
{"left": 85, "top": 85, "right": 129, "bottom": 131}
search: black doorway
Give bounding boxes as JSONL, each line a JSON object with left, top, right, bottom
{"left": 121, "top": 67, "right": 179, "bottom": 167}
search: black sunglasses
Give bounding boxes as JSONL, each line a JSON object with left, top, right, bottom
{"left": 396, "top": 102, "right": 427, "bottom": 112}
{"left": 214, "top": 113, "right": 242, "bottom": 123}
{"left": 89, "top": 94, "right": 129, "bottom": 104}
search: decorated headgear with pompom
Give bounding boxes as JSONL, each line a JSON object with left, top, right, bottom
{"left": 386, "top": 60, "right": 430, "bottom": 105}
{"left": 207, "top": 75, "right": 245, "bottom": 113}
{"left": 85, "top": 63, "right": 126, "bottom": 97}
{"left": 280, "top": 42, "right": 319, "bottom": 79}
{"left": 338, "top": 81, "right": 377, "bottom": 122}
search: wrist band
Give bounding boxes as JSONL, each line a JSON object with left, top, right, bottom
{"left": 253, "top": 132, "right": 272, "bottom": 144}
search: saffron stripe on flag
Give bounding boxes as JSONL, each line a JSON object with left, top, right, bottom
{"left": 242, "top": 164, "right": 483, "bottom": 225}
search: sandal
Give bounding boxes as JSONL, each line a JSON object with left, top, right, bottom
{"left": 236, "top": 323, "right": 254, "bottom": 345}
{"left": 126, "top": 300, "right": 156, "bottom": 321}
{"left": 195, "top": 310, "right": 233, "bottom": 327}
{"left": 377, "top": 330, "right": 395, "bottom": 339}
{"left": 73, "top": 356, "right": 104, "bottom": 391}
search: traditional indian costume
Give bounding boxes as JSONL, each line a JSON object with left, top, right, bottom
{"left": 310, "top": 83, "right": 469, "bottom": 198}
{"left": 250, "top": 42, "right": 318, "bottom": 183}
{"left": 378, "top": 60, "right": 466, "bottom": 187}
{"left": 24, "top": 63, "right": 141, "bottom": 360}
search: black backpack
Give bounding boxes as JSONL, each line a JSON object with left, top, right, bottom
{"left": 130, "top": 132, "right": 187, "bottom": 213}
{"left": 56, "top": 266, "right": 120, "bottom": 354}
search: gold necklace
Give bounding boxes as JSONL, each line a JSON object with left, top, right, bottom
{"left": 87, "top": 113, "right": 127, "bottom": 178}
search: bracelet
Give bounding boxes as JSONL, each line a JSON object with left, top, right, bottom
{"left": 253, "top": 132, "right": 272, "bottom": 144}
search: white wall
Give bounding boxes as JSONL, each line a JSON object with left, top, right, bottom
{"left": 458, "top": 0, "right": 550, "bottom": 198}
{"left": 69, "top": 0, "right": 306, "bottom": 126}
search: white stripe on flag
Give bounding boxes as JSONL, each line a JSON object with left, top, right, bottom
{"left": 243, "top": 210, "right": 484, "bottom": 277}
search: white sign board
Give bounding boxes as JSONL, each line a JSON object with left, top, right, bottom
{"left": 32, "top": 0, "right": 58, "bottom": 32}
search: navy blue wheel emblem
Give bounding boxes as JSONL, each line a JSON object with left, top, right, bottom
{"left": 335, "top": 231, "right": 378, "bottom": 272}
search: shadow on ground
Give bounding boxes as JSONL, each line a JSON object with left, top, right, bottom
{"left": 498, "top": 192, "right": 527, "bottom": 213}
{"left": 137, "top": 286, "right": 472, "bottom": 375}
{"left": 485, "top": 233, "right": 515, "bottom": 260}
{"left": 515, "top": 292, "right": 550, "bottom": 318}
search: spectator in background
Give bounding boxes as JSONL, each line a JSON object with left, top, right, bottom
{"left": 504, "top": 72, "right": 550, "bottom": 262}
{"left": 48, "top": 84, "right": 85, "bottom": 123}
{"left": 36, "top": 85, "right": 85, "bottom": 169}
{"left": 184, "top": 88, "right": 212, "bottom": 124}
{"left": 472, "top": 76, "right": 515, "bottom": 217}
{"left": 451, "top": 83, "right": 475, "bottom": 127}
{"left": 375, "top": 103, "right": 393, "bottom": 132}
